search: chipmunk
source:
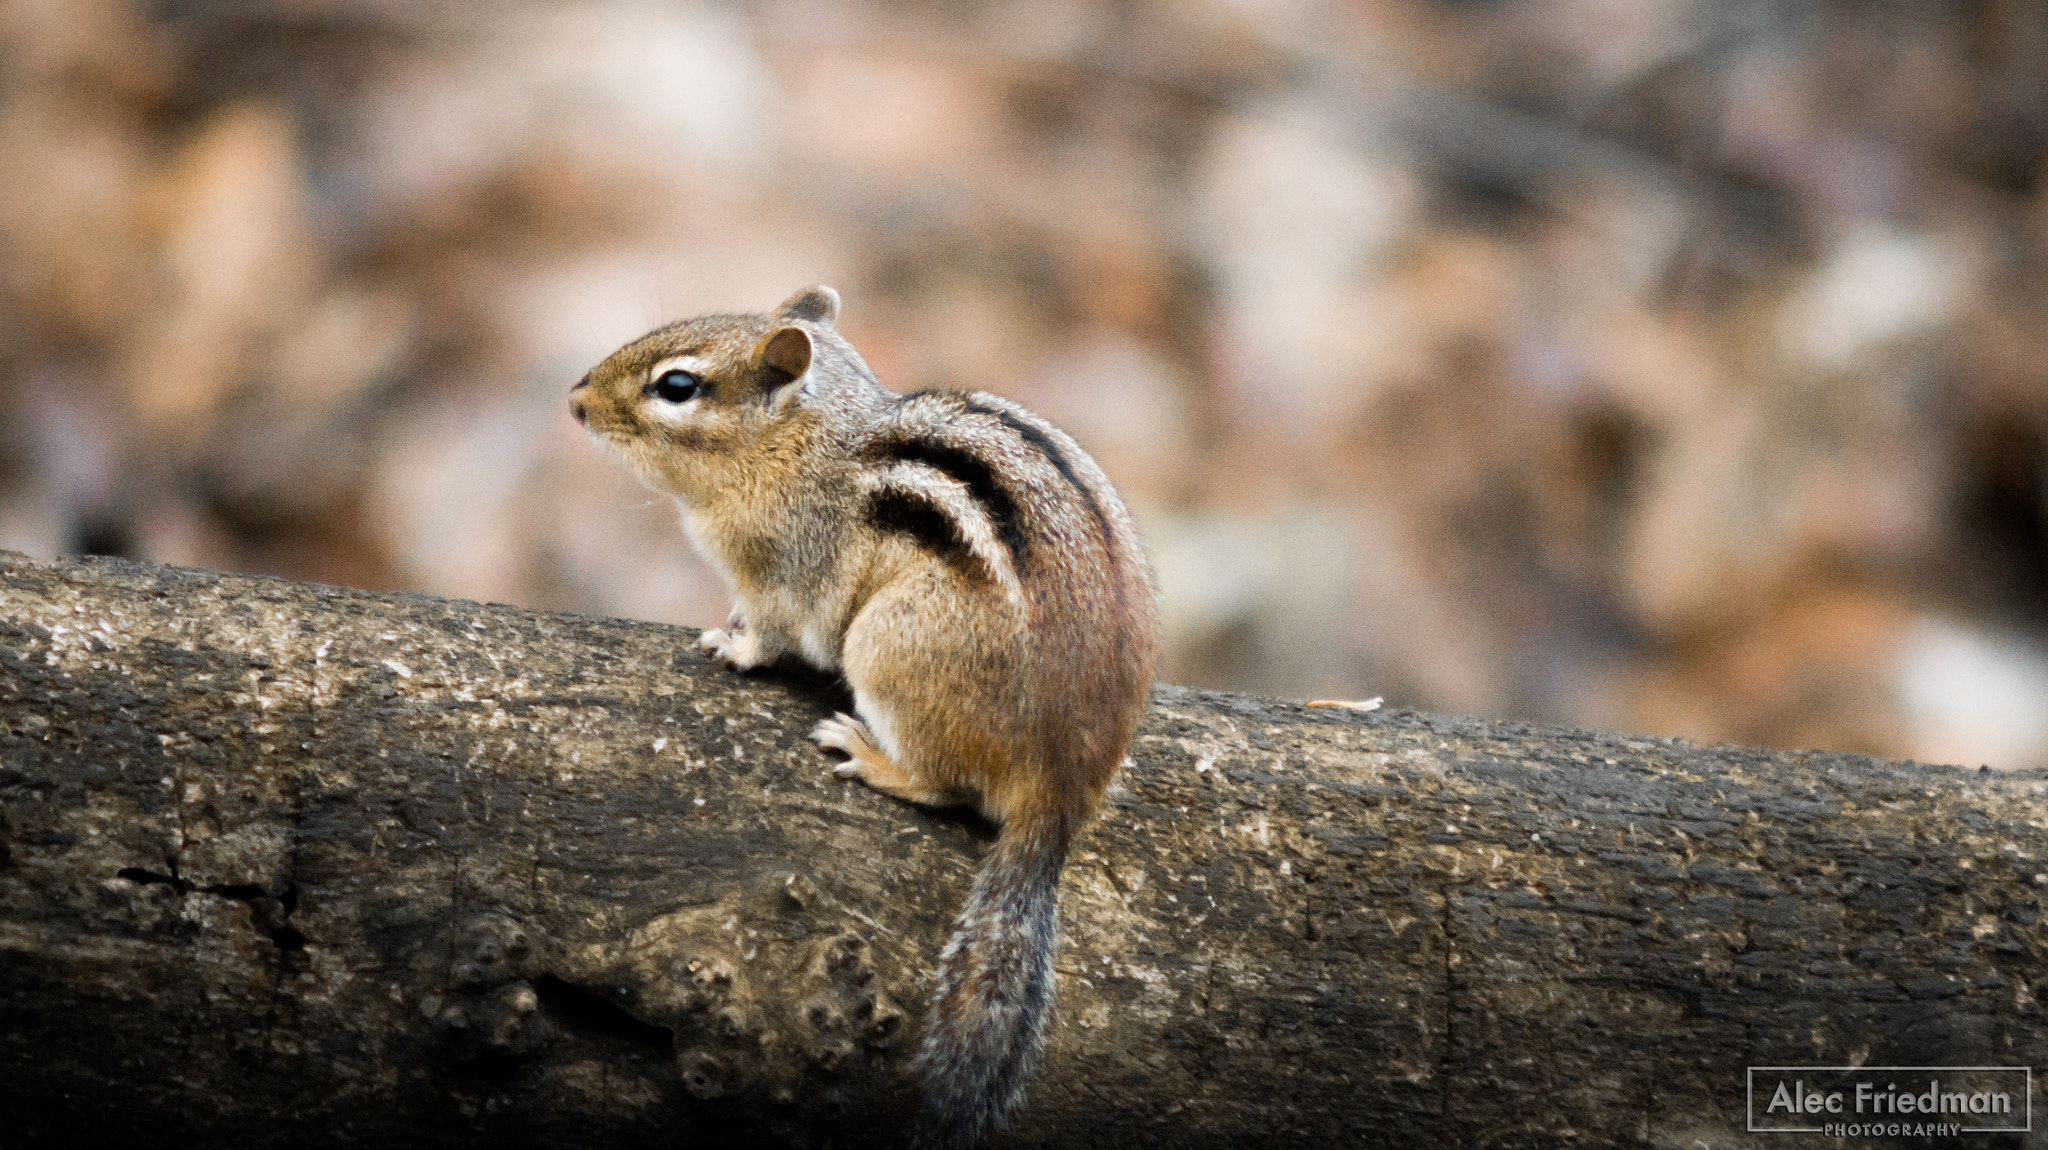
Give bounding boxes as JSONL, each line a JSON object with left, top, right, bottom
{"left": 570, "top": 286, "right": 1159, "bottom": 1147}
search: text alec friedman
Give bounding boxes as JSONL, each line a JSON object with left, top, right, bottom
{"left": 1748, "top": 1067, "right": 2030, "bottom": 1135}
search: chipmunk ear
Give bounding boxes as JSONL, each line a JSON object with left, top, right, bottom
{"left": 761, "top": 325, "right": 815, "bottom": 411}
{"left": 763, "top": 326, "right": 813, "bottom": 380}
{"left": 775, "top": 285, "right": 840, "bottom": 326}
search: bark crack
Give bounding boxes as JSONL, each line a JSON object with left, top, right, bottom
{"left": 115, "top": 865, "right": 304, "bottom": 952}
{"left": 259, "top": 779, "right": 308, "bottom": 1057}
{"left": 1436, "top": 876, "right": 1456, "bottom": 1144}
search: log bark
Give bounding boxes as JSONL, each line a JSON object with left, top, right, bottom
{"left": 2, "top": 549, "right": 2044, "bottom": 1148}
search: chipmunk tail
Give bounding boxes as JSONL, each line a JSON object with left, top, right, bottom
{"left": 911, "top": 809, "right": 1069, "bottom": 1150}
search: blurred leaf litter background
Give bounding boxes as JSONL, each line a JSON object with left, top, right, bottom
{"left": 3, "top": 0, "right": 2046, "bottom": 767}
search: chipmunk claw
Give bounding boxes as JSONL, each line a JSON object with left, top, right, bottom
{"left": 699, "top": 627, "right": 761, "bottom": 671}
{"left": 811, "top": 712, "right": 865, "bottom": 756}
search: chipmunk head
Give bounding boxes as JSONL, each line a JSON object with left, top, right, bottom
{"left": 571, "top": 285, "right": 851, "bottom": 498}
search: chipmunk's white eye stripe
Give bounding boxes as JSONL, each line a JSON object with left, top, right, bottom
{"left": 649, "top": 354, "right": 710, "bottom": 380}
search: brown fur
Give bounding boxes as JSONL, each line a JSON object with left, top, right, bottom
{"left": 573, "top": 286, "right": 1160, "bottom": 1146}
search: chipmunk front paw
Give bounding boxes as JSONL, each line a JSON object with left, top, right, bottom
{"left": 700, "top": 626, "right": 763, "bottom": 672}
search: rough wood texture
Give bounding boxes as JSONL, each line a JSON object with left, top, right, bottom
{"left": 3, "top": 549, "right": 2045, "bottom": 1148}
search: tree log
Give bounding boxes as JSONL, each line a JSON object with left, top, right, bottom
{"left": 2, "top": 549, "right": 2044, "bottom": 1148}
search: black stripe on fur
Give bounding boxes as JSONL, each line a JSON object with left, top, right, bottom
{"left": 866, "top": 488, "right": 989, "bottom": 582}
{"left": 962, "top": 400, "right": 1118, "bottom": 569}
{"left": 867, "top": 438, "right": 1029, "bottom": 573}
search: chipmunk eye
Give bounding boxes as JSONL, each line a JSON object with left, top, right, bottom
{"left": 646, "top": 369, "right": 703, "bottom": 404}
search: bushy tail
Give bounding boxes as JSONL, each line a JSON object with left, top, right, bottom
{"left": 912, "top": 813, "right": 1068, "bottom": 1150}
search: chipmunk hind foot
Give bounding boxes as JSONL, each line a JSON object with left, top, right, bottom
{"left": 811, "top": 713, "right": 959, "bottom": 807}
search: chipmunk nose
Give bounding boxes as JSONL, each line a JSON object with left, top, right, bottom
{"left": 570, "top": 373, "right": 591, "bottom": 423}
